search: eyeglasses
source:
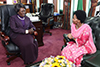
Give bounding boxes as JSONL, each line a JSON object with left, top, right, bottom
{"left": 20, "top": 8, "right": 26, "bottom": 13}
{"left": 20, "top": 10, "right": 26, "bottom": 13}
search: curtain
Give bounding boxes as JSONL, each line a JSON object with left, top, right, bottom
{"left": 85, "top": 0, "right": 91, "bottom": 17}
{"left": 63, "top": 0, "right": 71, "bottom": 30}
{"left": 70, "top": 0, "right": 78, "bottom": 25}
{"left": 88, "top": 0, "right": 98, "bottom": 16}
{"left": 77, "top": 0, "right": 83, "bottom": 10}
{"left": 70, "top": 0, "right": 92, "bottom": 25}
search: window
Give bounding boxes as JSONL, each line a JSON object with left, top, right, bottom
{"left": 59, "top": 0, "right": 63, "bottom": 14}
{"left": 48, "top": 0, "right": 53, "bottom": 3}
{"left": 48, "top": 0, "right": 63, "bottom": 13}
{"left": 36, "top": 0, "right": 40, "bottom": 12}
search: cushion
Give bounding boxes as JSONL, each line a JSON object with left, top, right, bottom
{"left": 85, "top": 53, "right": 100, "bottom": 67}
{"left": 6, "top": 42, "right": 20, "bottom": 53}
{"left": 83, "top": 50, "right": 100, "bottom": 60}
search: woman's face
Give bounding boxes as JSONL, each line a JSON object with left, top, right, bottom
{"left": 72, "top": 14, "right": 80, "bottom": 25}
{"left": 18, "top": 8, "right": 26, "bottom": 17}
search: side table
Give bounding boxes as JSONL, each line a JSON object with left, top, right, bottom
{"left": 32, "top": 21, "right": 44, "bottom": 47}
{"left": 53, "top": 14, "right": 64, "bottom": 28}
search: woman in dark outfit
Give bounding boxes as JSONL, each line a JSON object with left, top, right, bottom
{"left": 9, "top": 3, "right": 38, "bottom": 65}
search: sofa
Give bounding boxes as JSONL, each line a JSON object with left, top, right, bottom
{"left": 63, "top": 16, "right": 100, "bottom": 67}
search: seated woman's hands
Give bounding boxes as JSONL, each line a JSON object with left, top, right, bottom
{"left": 28, "top": 28, "right": 38, "bottom": 35}
{"left": 67, "top": 33, "right": 76, "bottom": 41}
{"left": 28, "top": 28, "right": 34, "bottom": 34}
{"left": 67, "top": 33, "right": 73, "bottom": 39}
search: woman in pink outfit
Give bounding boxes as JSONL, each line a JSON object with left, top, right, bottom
{"left": 61, "top": 10, "right": 96, "bottom": 67}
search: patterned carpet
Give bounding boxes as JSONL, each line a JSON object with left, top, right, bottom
{"left": 0, "top": 28, "right": 70, "bottom": 67}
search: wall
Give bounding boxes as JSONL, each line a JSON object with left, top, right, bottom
{"left": 21, "top": 0, "right": 26, "bottom": 3}
{"left": 0, "top": 0, "right": 6, "bottom": 3}
{"left": 88, "top": 0, "right": 98, "bottom": 16}
{"left": 0, "top": 0, "right": 6, "bottom": 1}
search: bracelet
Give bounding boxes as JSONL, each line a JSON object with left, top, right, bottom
{"left": 25, "top": 30, "right": 29, "bottom": 34}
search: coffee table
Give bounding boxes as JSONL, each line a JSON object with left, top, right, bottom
{"left": 25, "top": 61, "right": 42, "bottom": 67}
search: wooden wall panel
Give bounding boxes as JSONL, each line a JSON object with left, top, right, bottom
{"left": 0, "top": 0, "right": 6, "bottom": 4}
{"left": 83, "top": 0, "right": 86, "bottom": 11}
{"left": 43, "top": 0, "right": 47, "bottom": 3}
{"left": 53, "top": 0, "right": 58, "bottom": 12}
{"left": 63, "top": 0, "right": 71, "bottom": 30}
{"left": 39, "top": 0, "right": 43, "bottom": 11}
{"left": 40, "top": 0, "right": 43, "bottom": 6}
{"left": 21, "top": 0, "right": 27, "bottom": 3}
{"left": 0, "top": 0, "right": 6, "bottom": 1}
{"left": 88, "top": 0, "right": 98, "bottom": 16}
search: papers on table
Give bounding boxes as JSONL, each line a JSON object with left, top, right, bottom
{"left": 29, "top": 16, "right": 40, "bottom": 22}
{"left": 26, "top": 13, "right": 40, "bottom": 22}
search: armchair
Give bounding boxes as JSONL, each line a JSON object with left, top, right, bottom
{"left": 0, "top": 5, "right": 37, "bottom": 65}
{"left": 0, "top": 5, "right": 20, "bottom": 65}
{"left": 62, "top": 17, "right": 100, "bottom": 67}
{"left": 39, "top": 3, "right": 54, "bottom": 35}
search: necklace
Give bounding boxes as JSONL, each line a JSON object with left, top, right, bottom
{"left": 17, "top": 15, "right": 25, "bottom": 20}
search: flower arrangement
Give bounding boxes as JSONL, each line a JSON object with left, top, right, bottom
{"left": 39, "top": 55, "right": 75, "bottom": 67}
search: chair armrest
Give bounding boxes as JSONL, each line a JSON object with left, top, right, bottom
{"left": 47, "top": 17, "right": 54, "bottom": 25}
{"left": 0, "top": 31, "right": 10, "bottom": 42}
{"left": 33, "top": 31, "right": 38, "bottom": 36}
{"left": 63, "top": 34, "right": 75, "bottom": 42}
{"left": 33, "top": 31, "right": 38, "bottom": 39}
{"left": 62, "top": 34, "right": 75, "bottom": 51}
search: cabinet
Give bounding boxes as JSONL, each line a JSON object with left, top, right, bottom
{"left": 32, "top": 21, "right": 44, "bottom": 47}
{"left": 53, "top": 14, "right": 64, "bottom": 28}
{"left": 53, "top": 14, "right": 64, "bottom": 22}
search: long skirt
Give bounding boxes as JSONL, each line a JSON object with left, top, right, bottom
{"left": 61, "top": 42, "right": 87, "bottom": 67}
{"left": 11, "top": 34, "right": 38, "bottom": 64}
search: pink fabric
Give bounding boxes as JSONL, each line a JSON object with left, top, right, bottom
{"left": 61, "top": 23, "right": 96, "bottom": 67}
{"left": 71, "top": 23, "right": 96, "bottom": 54}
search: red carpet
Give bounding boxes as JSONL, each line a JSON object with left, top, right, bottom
{"left": 0, "top": 28, "right": 70, "bottom": 67}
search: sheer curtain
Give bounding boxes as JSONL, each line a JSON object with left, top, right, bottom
{"left": 36, "top": 0, "right": 39, "bottom": 12}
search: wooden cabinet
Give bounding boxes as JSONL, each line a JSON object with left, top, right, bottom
{"left": 53, "top": 14, "right": 64, "bottom": 22}
{"left": 53, "top": 14, "right": 64, "bottom": 28}
{"left": 32, "top": 21, "right": 44, "bottom": 47}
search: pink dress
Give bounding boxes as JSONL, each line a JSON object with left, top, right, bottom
{"left": 61, "top": 23, "right": 96, "bottom": 67}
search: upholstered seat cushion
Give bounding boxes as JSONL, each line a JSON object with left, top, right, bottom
{"left": 63, "top": 34, "right": 75, "bottom": 42}
{"left": 83, "top": 50, "right": 100, "bottom": 60}
{"left": 85, "top": 53, "right": 100, "bottom": 67}
{"left": 6, "top": 42, "right": 20, "bottom": 53}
